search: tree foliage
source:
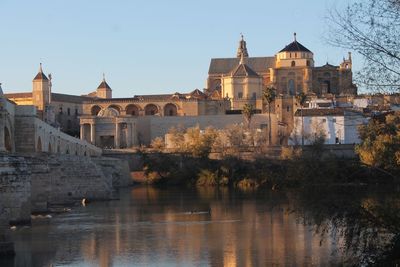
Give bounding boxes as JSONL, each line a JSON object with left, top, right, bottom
{"left": 263, "top": 86, "right": 276, "bottom": 145}
{"left": 326, "top": 0, "right": 400, "bottom": 92}
{"left": 356, "top": 112, "right": 400, "bottom": 171}
{"left": 242, "top": 103, "right": 254, "bottom": 129}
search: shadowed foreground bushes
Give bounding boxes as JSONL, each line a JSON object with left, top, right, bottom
{"left": 141, "top": 151, "right": 398, "bottom": 189}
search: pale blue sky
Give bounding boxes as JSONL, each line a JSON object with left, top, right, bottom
{"left": 0, "top": 0, "right": 356, "bottom": 97}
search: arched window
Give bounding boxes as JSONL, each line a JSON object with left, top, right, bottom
{"left": 126, "top": 104, "right": 140, "bottom": 116}
{"left": 288, "top": 79, "right": 295, "bottom": 95}
{"left": 108, "top": 105, "right": 121, "bottom": 113}
{"left": 306, "top": 60, "right": 310, "bottom": 67}
{"left": 324, "top": 81, "right": 331, "bottom": 94}
{"left": 164, "top": 103, "right": 178, "bottom": 116}
{"left": 291, "top": 61, "right": 296, "bottom": 67}
{"left": 91, "top": 105, "right": 101, "bottom": 116}
{"left": 67, "top": 108, "right": 71, "bottom": 116}
{"left": 144, "top": 104, "right": 159, "bottom": 116}
{"left": 281, "top": 77, "right": 287, "bottom": 94}
{"left": 238, "top": 92, "right": 243, "bottom": 99}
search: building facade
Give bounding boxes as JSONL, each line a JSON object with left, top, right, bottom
{"left": 207, "top": 34, "right": 357, "bottom": 111}
{"left": 289, "top": 108, "right": 368, "bottom": 145}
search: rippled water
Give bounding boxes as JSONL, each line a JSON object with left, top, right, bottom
{"left": 2, "top": 187, "right": 345, "bottom": 267}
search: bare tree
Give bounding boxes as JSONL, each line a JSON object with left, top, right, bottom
{"left": 326, "top": 0, "right": 400, "bottom": 92}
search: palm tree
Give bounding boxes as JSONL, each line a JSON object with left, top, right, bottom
{"left": 295, "top": 92, "right": 307, "bottom": 146}
{"left": 242, "top": 103, "right": 253, "bottom": 129}
{"left": 263, "top": 86, "right": 276, "bottom": 145}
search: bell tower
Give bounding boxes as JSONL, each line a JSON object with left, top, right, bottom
{"left": 32, "top": 63, "right": 51, "bottom": 112}
{"left": 96, "top": 74, "right": 112, "bottom": 99}
{"left": 236, "top": 34, "right": 249, "bottom": 58}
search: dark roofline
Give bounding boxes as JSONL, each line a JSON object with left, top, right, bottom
{"left": 279, "top": 40, "right": 312, "bottom": 53}
{"left": 33, "top": 72, "right": 48, "bottom": 81}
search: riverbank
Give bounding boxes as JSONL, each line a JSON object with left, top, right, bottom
{"left": 139, "top": 151, "right": 399, "bottom": 189}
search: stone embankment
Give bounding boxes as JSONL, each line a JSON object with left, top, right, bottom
{"left": 0, "top": 153, "right": 132, "bottom": 257}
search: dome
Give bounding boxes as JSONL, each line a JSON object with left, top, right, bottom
{"left": 279, "top": 33, "right": 312, "bottom": 53}
{"left": 97, "top": 107, "right": 119, "bottom": 117}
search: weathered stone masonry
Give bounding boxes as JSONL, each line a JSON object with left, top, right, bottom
{"left": 0, "top": 153, "right": 132, "bottom": 257}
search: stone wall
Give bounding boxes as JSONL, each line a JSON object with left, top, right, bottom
{"left": 0, "top": 152, "right": 132, "bottom": 256}
{"left": 92, "top": 157, "right": 132, "bottom": 188}
{"left": 29, "top": 155, "right": 114, "bottom": 211}
{"left": 0, "top": 155, "right": 32, "bottom": 226}
{"left": 0, "top": 153, "right": 132, "bottom": 218}
{"left": 102, "top": 152, "right": 144, "bottom": 171}
{"left": 0, "top": 154, "right": 32, "bottom": 257}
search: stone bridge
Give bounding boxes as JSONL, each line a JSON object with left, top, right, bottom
{"left": 0, "top": 95, "right": 101, "bottom": 156}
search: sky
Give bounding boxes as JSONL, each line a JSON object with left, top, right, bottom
{"left": 0, "top": 0, "right": 357, "bottom": 98}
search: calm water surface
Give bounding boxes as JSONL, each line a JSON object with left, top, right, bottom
{"left": 3, "top": 187, "right": 348, "bottom": 267}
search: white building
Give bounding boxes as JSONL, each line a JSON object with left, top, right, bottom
{"left": 289, "top": 108, "right": 369, "bottom": 145}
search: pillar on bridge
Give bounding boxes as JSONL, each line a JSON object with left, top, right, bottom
{"left": 90, "top": 123, "right": 96, "bottom": 145}
{"left": 115, "top": 122, "right": 120, "bottom": 149}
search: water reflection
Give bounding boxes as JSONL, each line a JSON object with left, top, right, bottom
{"left": 3, "top": 186, "right": 396, "bottom": 266}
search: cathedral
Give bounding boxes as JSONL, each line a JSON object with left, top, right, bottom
{"left": 206, "top": 34, "right": 357, "bottom": 111}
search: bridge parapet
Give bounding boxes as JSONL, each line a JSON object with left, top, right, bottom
{"left": 13, "top": 105, "right": 101, "bottom": 156}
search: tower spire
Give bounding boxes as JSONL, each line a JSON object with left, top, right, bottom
{"left": 103, "top": 73, "right": 106, "bottom": 82}
{"left": 236, "top": 33, "right": 249, "bottom": 58}
{"left": 294, "top": 32, "right": 297, "bottom": 42}
{"left": 39, "top": 63, "right": 43, "bottom": 73}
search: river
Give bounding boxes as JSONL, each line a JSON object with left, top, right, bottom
{"left": 1, "top": 186, "right": 398, "bottom": 266}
